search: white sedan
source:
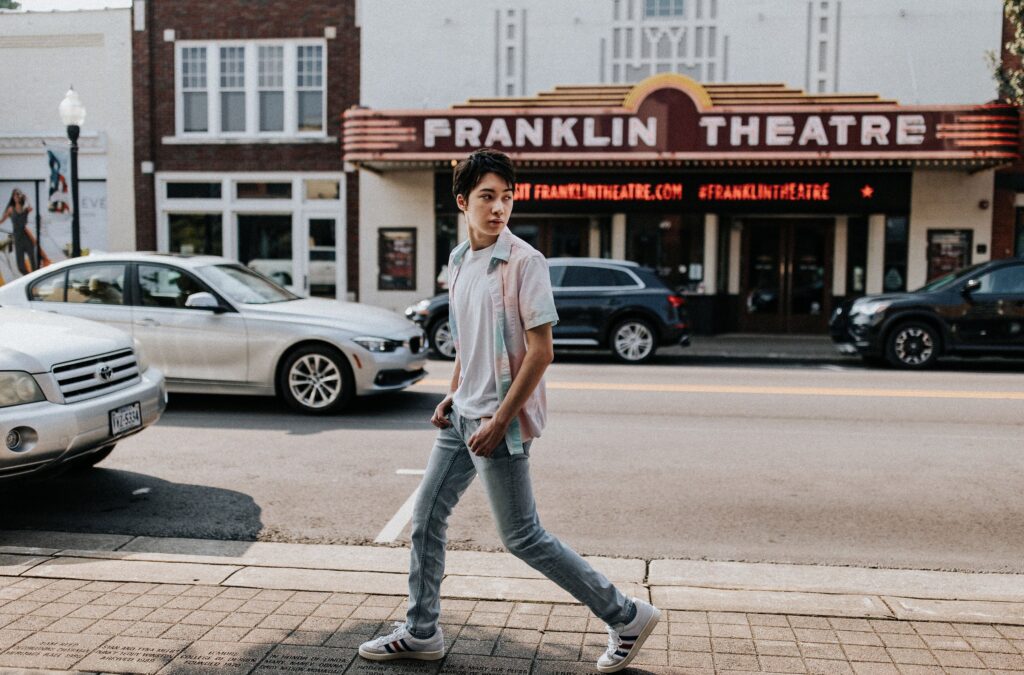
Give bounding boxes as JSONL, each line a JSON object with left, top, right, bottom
{"left": 0, "top": 307, "right": 166, "bottom": 480}
{"left": 0, "top": 253, "right": 427, "bottom": 414}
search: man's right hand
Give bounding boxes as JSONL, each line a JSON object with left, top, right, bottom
{"left": 431, "top": 395, "right": 454, "bottom": 428}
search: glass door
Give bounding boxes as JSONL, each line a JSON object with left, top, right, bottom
{"left": 740, "top": 220, "right": 785, "bottom": 332}
{"left": 740, "top": 218, "right": 832, "bottom": 333}
{"left": 306, "top": 216, "right": 338, "bottom": 298}
{"left": 787, "top": 220, "right": 830, "bottom": 333}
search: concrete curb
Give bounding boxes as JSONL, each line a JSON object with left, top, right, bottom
{"left": 2, "top": 530, "right": 1023, "bottom": 626}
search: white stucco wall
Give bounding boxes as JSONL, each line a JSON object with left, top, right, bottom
{"left": 360, "top": 0, "right": 1002, "bottom": 109}
{"left": 907, "top": 170, "right": 995, "bottom": 290}
{"left": 0, "top": 7, "right": 135, "bottom": 251}
{"left": 358, "top": 170, "right": 436, "bottom": 311}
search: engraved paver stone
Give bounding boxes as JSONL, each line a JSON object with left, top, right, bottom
{"left": 76, "top": 636, "right": 189, "bottom": 674}
{"left": 157, "top": 640, "right": 272, "bottom": 674}
{"left": 250, "top": 645, "right": 356, "bottom": 674}
{"left": 343, "top": 656, "right": 442, "bottom": 674}
{"left": 441, "top": 654, "right": 531, "bottom": 674}
{"left": 0, "top": 631, "right": 107, "bottom": 670}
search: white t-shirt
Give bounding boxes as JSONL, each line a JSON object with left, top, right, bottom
{"left": 452, "top": 243, "right": 499, "bottom": 419}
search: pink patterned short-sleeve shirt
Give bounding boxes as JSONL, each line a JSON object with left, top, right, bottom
{"left": 447, "top": 227, "right": 559, "bottom": 454}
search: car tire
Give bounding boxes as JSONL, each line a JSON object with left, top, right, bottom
{"left": 278, "top": 345, "right": 355, "bottom": 414}
{"left": 610, "top": 317, "right": 658, "bottom": 364}
{"left": 884, "top": 321, "right": 940, "bottom": 369}
{"left": 429, "top": 317, "right": 456, "bottom": 360}
{"left": 67, "top": 444, "right": 115, "bottom": 472}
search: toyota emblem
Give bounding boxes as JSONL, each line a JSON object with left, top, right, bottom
{"left": 97, "top": 364, "right": 113, "bottom": 382}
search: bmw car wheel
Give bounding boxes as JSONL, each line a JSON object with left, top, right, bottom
{"left": 279, "top": 345, "right": 355, "bottom": 414}
{"left": 430, "top": 317, "right": 456, "bottom": 360}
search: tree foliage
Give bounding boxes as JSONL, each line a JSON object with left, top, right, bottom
{"left": 992, "top": 0, "right": 1024, "bottom": 104}
{"left": 0, "top": 0, "right": 22, "bottom": 9}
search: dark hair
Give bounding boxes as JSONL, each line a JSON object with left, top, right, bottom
{"left": 451, "top": 148, "right": 516, "bottom": 201}
{"left": 6, "top": 189, "right": 24, "bottom": 212}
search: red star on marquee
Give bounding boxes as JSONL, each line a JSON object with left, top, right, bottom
{"left": 860, "top": 184, "right": 875, "bottom": 199}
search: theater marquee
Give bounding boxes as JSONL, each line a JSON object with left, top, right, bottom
{"left": 344, "top": 74, "right": 1018, "bottom": 166}
{"left": 433, "top": 172, "right": 911, "bottom": 214}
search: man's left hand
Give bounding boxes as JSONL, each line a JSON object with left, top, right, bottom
{"left": 467, "top": 416, "right": 509, "bottom": 457}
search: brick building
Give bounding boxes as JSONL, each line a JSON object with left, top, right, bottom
{"left": 132, "top": 0, "right": 359, "bottom": 299}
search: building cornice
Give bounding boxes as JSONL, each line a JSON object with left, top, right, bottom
{"left": 0, "top": 132, "right": 107, "bottom": 154}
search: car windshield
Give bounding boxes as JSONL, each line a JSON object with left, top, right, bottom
{"left": 199, "top": 264, "right": 299, "bottom": 304}
{"left": 914, "top": 262, "right": 987, "bottom": 292}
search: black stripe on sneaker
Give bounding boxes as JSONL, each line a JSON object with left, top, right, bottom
{"left": 384, "top": 643, "right": 395, "bottom": 654}
{"left": 615, "top": 648, "right": 630, "bottom": 657}
{"left": 399, "top": 638, "right": 411, "bottom": 652}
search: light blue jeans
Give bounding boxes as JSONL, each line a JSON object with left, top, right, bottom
{"left": 405, "top": 406, "right": 634, "bottom": 638}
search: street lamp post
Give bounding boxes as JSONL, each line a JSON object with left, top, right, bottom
{"left": 59, "top": 87, "right": 86, "bottom": 258}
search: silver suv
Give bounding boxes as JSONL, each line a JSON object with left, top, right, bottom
{"left": 0, "top": 307, "right": 166, "bottom": 480}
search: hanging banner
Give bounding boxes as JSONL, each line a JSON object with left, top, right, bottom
{"left": 44, "top": 143, "right": 72, "bottom": 216}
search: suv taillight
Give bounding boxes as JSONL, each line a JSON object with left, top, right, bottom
{"left": 667, "top": 294, "right": 685, "bottom": 309}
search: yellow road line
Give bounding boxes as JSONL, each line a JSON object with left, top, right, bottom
{"left": 415, "top": 379, "right": 1024, "bottom": 401}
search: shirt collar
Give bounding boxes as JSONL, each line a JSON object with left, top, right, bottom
{"left": 452, "top": 226, "right": 513, "bottom": 268}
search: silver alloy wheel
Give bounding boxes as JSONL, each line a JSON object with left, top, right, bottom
{"left": 432, "top": 320, "right": 456, "bottom": 359}
{"left": 613, "top": 321, "right": 654, "bottom": 362}
{"left": 288, "top": 353, "right": 343, "bottom": 409}
{"left": 893, "top": 326, "right": 934, "bottom": 366}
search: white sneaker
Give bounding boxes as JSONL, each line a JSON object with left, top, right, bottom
{"left": 358, "top": 622, "right": 444, "bottom": 661}
{"left": 596, "top": 598, "right": 661, "bottom": 673}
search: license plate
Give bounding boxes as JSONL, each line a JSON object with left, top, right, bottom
{"left": 109, "top": 402, "right": 142, "bottom": 436}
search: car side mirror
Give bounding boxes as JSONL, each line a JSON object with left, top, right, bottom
{"left": 961, "top": 278, "right": 981, "bottom": 297}
{"left": 184, "top": 291, "right": 224, "bottom": 312}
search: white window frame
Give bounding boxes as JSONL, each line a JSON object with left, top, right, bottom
{"left": 179, "top": 45, "right": 209, "bottom": 133}
{"left": 174, "top": 38, "right": 328, "bottom": 140}
{"left": 155, "top": 172, "right": 348, "bottom": 299}
{"left": 644, "top": 0, "right": 685, "bottom": 20}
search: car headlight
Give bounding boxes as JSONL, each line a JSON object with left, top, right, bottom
{"left": 850, "top": 299, "right": 892, "bottom": 326}
{"left": 0, "top": 371, "right": 45, "bottom": 408}
{"left": 354, "top": 336, "right": 403, "bottom": 353}
{"left": 133, "top": 338, "right": 150, "bottom": 373}
{"left": 850, "top": 299, "right": 892, "bottom": 317}
{"left": 404, "top": 299, "right": 431, "bottom": 319}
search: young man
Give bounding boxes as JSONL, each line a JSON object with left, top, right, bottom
{"left": 359, "top": 149, "right": 660, "bottom": 673}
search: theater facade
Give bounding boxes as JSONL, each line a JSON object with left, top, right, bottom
{"left": 342, "top": 74, "right": 1018, "bottom": 333}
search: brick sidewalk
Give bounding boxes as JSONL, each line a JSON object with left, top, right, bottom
{"left": 2, "top": 575, "right": 1023, "bottom": 674}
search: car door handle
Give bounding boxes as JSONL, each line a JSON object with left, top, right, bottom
{"left": 135, "top": 318, "right": 159, "bottom": 327}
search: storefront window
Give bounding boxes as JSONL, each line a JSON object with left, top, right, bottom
{"left": 304, "top": 179, "right": 339, "bottom": 200}
{"left": 237, "top": 182, "right": 292, "bottom": 199}
{"left": 626, "top": 214, "right": 703, "bottom": 291}
{"left": 169, "top": 214, "right": 223, "bottom": 255}
{"left": 1016, "top": 207, "right": 1024, "bottom": 257}
{"left": 167, "top": 182, "right": 222, "bottom": 199}
{"left": 237, "top": 215, "right": 293, "bottom": 286}
{"left": 883, "top": 215, "right": 908, "bottom": 292}
{"left": 846, "top": 216, "right": 868, "bottom": 297}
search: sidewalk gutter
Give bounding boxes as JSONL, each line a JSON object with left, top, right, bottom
{"left": 2, "top": 531, "right": 1023, "bottom": 626}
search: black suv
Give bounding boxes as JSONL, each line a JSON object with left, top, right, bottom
{"left": 405, "top": 258, "right": 690, "bottom": 363}
{"left": 830, "top": 258, "right": 1024, "bottom": 368}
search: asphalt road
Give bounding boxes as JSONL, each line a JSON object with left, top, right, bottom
{"left": 4, "top": 354, "right": 1024, "bottom": 573}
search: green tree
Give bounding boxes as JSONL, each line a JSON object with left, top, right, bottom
{"left": 0, "top": 0, "right": 22, "bottom": 8}
{"left": 992, "top": 0, "right": 1024, "bottom": 104}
